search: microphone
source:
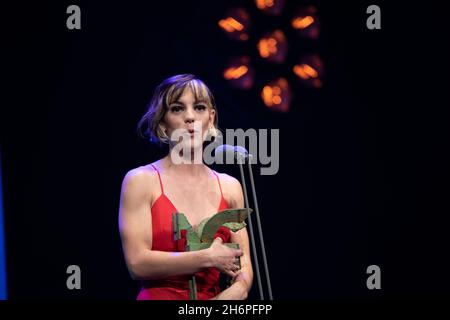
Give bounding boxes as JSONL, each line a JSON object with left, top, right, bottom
{"left": 214, "top": 144, "right": 251, "bottom": 163}
{"left": 213, "top": 144, "right": 272, "bottom": 299}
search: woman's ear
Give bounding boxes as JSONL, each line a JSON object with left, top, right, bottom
{"left": 209, "top": 108, "right": 216, "bottom": 127}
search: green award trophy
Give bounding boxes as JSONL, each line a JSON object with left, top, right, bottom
{"left": 172, "top": 207, "right": 252, "bottom": 300}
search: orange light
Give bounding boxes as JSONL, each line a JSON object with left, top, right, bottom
{"left": 224, "top": 66, "right": 248, "bottom": 80}
{"left": 293, "top": 54, "right": 324, "bottom": 88}
{"left": 258, "top": 38, "right": 278, "bottom": 58}
{"left": 261, "top": 78, "right": 290, "bottom": 111}
{"left": 218, "top": 8, "right": 251, "bottom": 41}
{"left": 292, "top": 6, "right": 320, "bottom": 39}
{"left": 257, "top": 30, "right": 287, "bottom": 63}
{"left": 218, "top": 17, "right": 244, "bottom": 33}
{"left": 293, "top": 64, "right": 318, "bottom": 79}
{"left": 272, "top": 96, "right": 282, "bottom": 104}
{"left": 272, "top": 86, "right": 281, "bottom": 95}
{"left": 223, "top": 56, "right": 254, "bottom": 89}
{"left": 262, "top": 86, "right": 274, "bottom": 107}
{"left": 256, "top": 0, "right": 274, "bottom": 10}
{"left": 255, "top": 0, "right": 285, "bottom": 15}
{"left": 291, "top": 16, "right": 314, "bottom": 29}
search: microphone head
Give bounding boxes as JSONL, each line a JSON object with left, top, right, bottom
{"left": 214, "top": 144, "right": 236, "bottom": 157}
{"left": 214, "top": 144, "right": 250, "bottom": 163}
{"left": 234, "top": 145, "right": 249, "bottom": 157}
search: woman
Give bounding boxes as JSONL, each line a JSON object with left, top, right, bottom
{"left": 119, "top": 74, "right": 253, "bottom": 300}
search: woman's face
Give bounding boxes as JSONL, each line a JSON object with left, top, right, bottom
{"left": 161, "top": 87, "right": 215, "bottom": 150}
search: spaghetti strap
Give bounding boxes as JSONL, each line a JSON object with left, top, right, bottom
{"left": 150, "top": 163, "right": 164, "bottom": 194}
{"left": 211, "top": 170, "right": 224, "bottom": 199}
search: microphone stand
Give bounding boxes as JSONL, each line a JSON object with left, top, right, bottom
{"left": 236, "top": 152, "right": 273, "bottom": 300}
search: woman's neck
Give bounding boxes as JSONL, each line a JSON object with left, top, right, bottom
{"left": 160, "top": 152, "right": 209, "bottom": 178}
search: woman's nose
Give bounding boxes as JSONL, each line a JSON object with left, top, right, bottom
{"left": 184, "top": 107, "right": 196, "bottom": 121}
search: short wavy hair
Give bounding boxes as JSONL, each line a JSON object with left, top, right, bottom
{"left": 137, "top": 74, "right": 220, "bottom": 145}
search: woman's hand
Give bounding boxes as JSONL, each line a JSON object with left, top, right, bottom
{"left": 206, "top": 237, "right": 243, "bottom": 277}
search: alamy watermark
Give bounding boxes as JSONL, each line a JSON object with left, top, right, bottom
{"left": 366, "top": 264, "right": 381, "bottom": 290}
{"left": 66, "top": 264, "right": 81, "bottom": 290}
{"left": 66, "top": 5, "right": 81, "bottom": 30}
{"left": 167, "top": 121, "right": 279, "bottom": 175}
{"left": 366, "top": 5, "right": 381, "bottom": 30}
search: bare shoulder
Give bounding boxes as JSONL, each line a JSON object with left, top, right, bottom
{"left": 121, "top": 164, "right": 160, "bottom": 201}
{"left": 215, "top": 172, "right": 241, "bottom": 188}
{"left": 214, "top": 171, "right": 243, "bottom": 208}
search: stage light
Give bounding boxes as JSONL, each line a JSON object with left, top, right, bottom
{"left": 218, "top": 8, "right": 251, "bottom": 41}
{"left": 223, "top": 56, "right": 254, "bottom": 90}
{"left": 291, "top": 6, "right": 320, "bottom": 39}
{"left": 261, "top": 78, "right": 291, "bottom": 112}
{"left": 257, "top": 30, "right": 288, "bottom": 63}
{"left": 255, "top": 0, "right": 285, "bottom": 16}
{"left": 0, "top": 151, "right": 6, "bottom": 300}
{"left": 293, "top": 54, "right": 324, "bottom": 88}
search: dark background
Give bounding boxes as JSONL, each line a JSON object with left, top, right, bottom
{"left": 1, "top": 0, "right": 449, "bottom": 299}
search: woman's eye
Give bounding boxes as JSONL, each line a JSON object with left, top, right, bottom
{"left": 170, "top": 106, "right": 183, "bottom": 112}
{"left": 195, "top": 105, "right": 206, "bottom": 111}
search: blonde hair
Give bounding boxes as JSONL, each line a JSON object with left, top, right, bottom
{"left": 138, "top": 74, "right": 220, "bottom": 145}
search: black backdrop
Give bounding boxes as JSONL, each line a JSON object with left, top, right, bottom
{"left": 2, "top": 0, "right": 449, "bottom": 299}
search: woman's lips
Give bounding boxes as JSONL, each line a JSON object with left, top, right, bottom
{"left": 188, "top": 129, "right": 199, "bottom": 135}
{"left": 187, "top": 130, "right": 196, "bottom": 138}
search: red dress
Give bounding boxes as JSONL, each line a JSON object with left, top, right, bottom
{"left": 136, "top": 163, "right": 229, "bottom": 300}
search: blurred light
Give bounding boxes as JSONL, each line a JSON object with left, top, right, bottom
{"left": 223, "top": 56, "right": 255, "bottom": 90}
{"left": 0, "top": 151, "right": 6, "bottom": 300}
{"left": 291, "top": 6, "right": 320, "bottom": 39}
{"left": 261, "top": 78, "right": 292, "bottom": 112}
{"left": 293, "top": 54, "right": 324, "bottom": 88}
{"left": 257, "top": 30, "right": 288, "bottom": 63}
{"left": 292, "top": 16, "right": 314, "bottom": 29}
{"left": 255, "top": 0, "right": 285, "bottom": 16}
{"left": 218, "top": 8, "right": 251, "bottom": 41}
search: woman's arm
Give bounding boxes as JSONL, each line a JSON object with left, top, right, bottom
{"left": 210, "top": 230, "right": 252, "bottom": 300}
{"left": 119, "top": 168, "right": 212, "bottom": 280}
{"left": 212, "top": 176, "right": 254, "bottom": 300}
